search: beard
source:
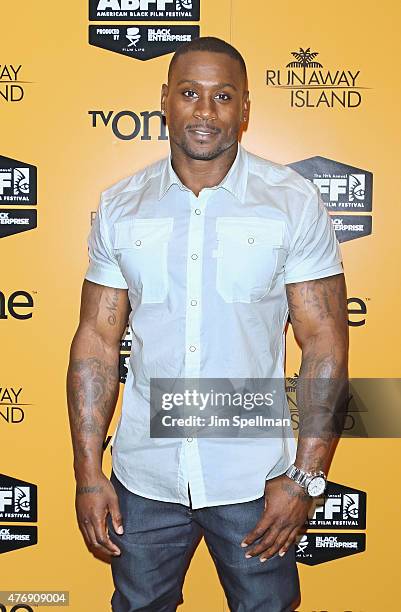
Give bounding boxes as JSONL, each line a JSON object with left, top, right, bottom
{"left": 171, "top": 132, "right": 238, "bottom": 161}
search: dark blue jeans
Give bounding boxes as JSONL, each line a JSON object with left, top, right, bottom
{"left": 107, "top": 470, "right": 300, "bottom": 612}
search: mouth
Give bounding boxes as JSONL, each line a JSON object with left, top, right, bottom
{"left": 187, "top": 127, "right": 220, "bottom": 140}
{"left": 193, "top": 130, "right": 214, "bottom": 135}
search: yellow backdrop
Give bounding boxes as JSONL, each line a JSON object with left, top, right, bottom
{"left": 1, "top": 1, "right": 400, "bottom": 610}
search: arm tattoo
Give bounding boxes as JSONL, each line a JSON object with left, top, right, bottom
{"left": 286, "top": 275, "right": 349, "bottom": 474}
{"left": 76, "top": 485, "right": 104, "bottom": 495}
{"left": 67, "top": 356, "right": 119, "bottom": 463}
{"left": 105, "top": 289, "right": 119, "bottom": 326}
{"left": 281, "top": 482, "right": 310, "bottom": 503}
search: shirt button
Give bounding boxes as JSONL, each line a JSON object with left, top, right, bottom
{"left": 190, "top": 299, "right": 197, "bottom": 306}
{"left": 194, "top": 208, "right": 201, "bottom": 215}
{"left": 189, "top": 345, "right": 197, "bottom": 352}
{"left": 135, "top": 239, "right": 142, "bottom": 246}
{"left": 248, "top": 237, "right": 255, "bottom": 244}
{"left": 191, "top": 253, "right": 198, "bottom": 260}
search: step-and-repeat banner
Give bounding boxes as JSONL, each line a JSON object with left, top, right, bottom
{"left": 1, "top": 1, "right": 400, "bottom": 611}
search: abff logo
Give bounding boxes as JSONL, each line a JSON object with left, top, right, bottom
{"left": 90, "top": 0, "right": 200, "bottom": 21}
{"left": 0, "top": 473, "right": 37, "bottom": 521}
{"left": 308, "top": 481, "right": 367, "bottom": 530}
{"left": 0, "top": 156, "right": 37, "bottom": 205}
{"left": 0, "top": 155, "right": 37, "bottom": 239}
{"left": 288, "top": 156, "right": 373, "bottom": 243}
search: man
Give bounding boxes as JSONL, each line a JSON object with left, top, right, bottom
{"left": 67, "top": 37, "right": 348, "bottom": 612}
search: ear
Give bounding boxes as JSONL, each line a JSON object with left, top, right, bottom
{"left": 241, "top": 90, "right": 250, "bottom": 123}
{"left": 161, "top": 83, "right": 168, "bottom": 115}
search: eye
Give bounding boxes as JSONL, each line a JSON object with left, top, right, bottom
{"left": 182, "top": 90, "right": 198, "bottom": 98}
{"left": 215, "top": 92, "right": 231, "bottom": 101}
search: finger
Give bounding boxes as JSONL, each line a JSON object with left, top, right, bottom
{"left": 244, "top": 528, "right": 284, "bottom": 558}
{"left": 241, "top": 515, "right": 271, "bottom": 547}
{"left": 79, "top": 519, "right": 94, "bottom": 550}
{"left": 92, "top": 516, "right": 121, "bottom": 556}
{"left": 278, "top": 527, "right": 300, "bottom": 557}
{"left": 259, "top": 531, "right": 292, "bottom": 562}
{"left": 108, "top": 496, "right": 124, "bottom": 535}
{"left": 82, "top": 519, "right": 101, "bottom": 551}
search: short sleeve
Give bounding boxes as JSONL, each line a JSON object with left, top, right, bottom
{"left": 284, "top": 185, "right": 344, "bottom": 284}
{"left": 84, "top": 193, "right": 128, "bottom": 289}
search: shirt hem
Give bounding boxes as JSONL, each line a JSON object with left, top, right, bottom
{"left": 85, "top": 269, "right": 128, "bottom": 290}
{"left": 111, "top": 461, "right": 295, "bottom": 510}
{"left": 284, "top": 263, "right": 343, "bottom": 285}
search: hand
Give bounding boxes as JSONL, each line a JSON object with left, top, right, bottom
{"left": 75, "top": 471, "right": 124, "bottom": 557}
{"left": 240, "top": 474, "right": 312, "bottom": 562}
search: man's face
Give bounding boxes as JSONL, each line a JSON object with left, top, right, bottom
{"left": 161, "top": 51, "right": 249, "bottom": 161}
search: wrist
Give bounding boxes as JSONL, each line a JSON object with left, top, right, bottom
{"left": 73, "top": 460, "right": 103, "bottom": 482}
{"left": 285, "top": 463, "right": 327, "bottom": 497}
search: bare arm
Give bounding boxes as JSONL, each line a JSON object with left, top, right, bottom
{"left": 286, "top": 272, "right": 349, "bottom": 475}
{"left": 67, "top": 279, "right": 130, "bottom": 557}
{"left": 241, "top": 273, "right": 349, "bottom": 561}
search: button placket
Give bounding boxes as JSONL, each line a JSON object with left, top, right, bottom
{"left": 180, "top": 190, "right": 209, "bottom": 509}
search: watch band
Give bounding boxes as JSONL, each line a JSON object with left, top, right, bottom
{"left": 285, "top": 464, "right": 326, "bottom": 491}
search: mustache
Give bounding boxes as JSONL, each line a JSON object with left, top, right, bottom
{"left": 186, "top": 123, "right": 221, "bottom": 133}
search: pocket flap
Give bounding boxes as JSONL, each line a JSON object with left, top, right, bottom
{"left": 114, "top": 218, "right": 174, "bottom": 249}
{"left": 216, "top": 217, "right": 284, "bottom": 247}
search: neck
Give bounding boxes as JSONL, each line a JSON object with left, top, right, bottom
{"left": 170, "top": 141, "right": 239, "bottom": 197}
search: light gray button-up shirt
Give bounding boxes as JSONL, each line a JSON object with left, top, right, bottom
{"left": 85, "top": 143, "right": 343, "bottom": 509}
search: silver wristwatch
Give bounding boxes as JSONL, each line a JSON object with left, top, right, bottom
{"left": 285, "top": 464, "right": 327, "bottom": 497}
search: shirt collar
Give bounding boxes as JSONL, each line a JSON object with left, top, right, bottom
{"left": 158, "top": 142, "right": 248, "bottom": 202}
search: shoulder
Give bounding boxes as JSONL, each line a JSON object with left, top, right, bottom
{"left": 245, "top": 148, "right": 316, "bottom": 198}
{"left": 100, "top": 157, "right": 167, "bottom": 205}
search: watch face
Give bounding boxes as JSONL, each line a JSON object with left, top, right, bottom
{"left": 307, "top": 476, "right": 326, "bottom": 497}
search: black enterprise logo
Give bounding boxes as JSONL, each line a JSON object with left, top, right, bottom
{"left": 296, "top": 532, "right": 366, "bottom": 565}
{"left": 89, "top": 0, "right": 200, "bottom": 21}
{"left": 89, "top": 25, "right": 200, "bottom": 61}
{"left": 266, "top": 48, "right": 368, "bottom": 108}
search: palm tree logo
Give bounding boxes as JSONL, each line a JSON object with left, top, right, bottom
{"left": 287, "top": 48, "right": 323, "bottom": 83}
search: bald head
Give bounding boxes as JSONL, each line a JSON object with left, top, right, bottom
{"left": 168, "top": 36, "right": 247, "bottom": 87}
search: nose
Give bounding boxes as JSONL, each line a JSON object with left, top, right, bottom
{"left": 193, "top": 96, "right": 217, "bottom": 121}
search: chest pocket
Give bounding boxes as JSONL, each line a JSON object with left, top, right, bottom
{"left": 114, "top": 218, "right": 174, "bottom": 304}
{"left": 215, "top": 217, "right": 284, "bottom": 303}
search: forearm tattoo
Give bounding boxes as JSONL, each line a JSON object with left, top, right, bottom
{"left": 286, "top": 275, "right": 349, "bottom": 473}
{"left": 67, "top": 356, "right": 119, "bottom": 462}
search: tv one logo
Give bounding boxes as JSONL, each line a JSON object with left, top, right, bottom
{"left": 89, "top": 110, "right": 168, "bottom": 141}
{"left": 0, "top": 291, "right": 34, "bottom": 320}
